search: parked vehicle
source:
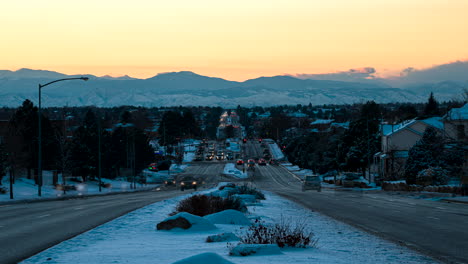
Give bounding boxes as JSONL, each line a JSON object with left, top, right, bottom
{"left": 258, "top": 158, "right": 267, "bottom": 166}
{"left": 179, "top": 176, "right": 198, "bottom": 191}
{"left": 302, "top": 175, "right": 321, "bottom": 192}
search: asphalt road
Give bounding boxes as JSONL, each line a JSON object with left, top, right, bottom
{"left": 245, "top": 141, "right": 468, "bottom": 264}
{"left": 3, "top": 141, "right": 467, "bottom": 264}
{"left": 0, "top": 161, "right": 226, "bottom": 264}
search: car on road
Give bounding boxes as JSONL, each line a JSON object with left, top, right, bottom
{"left": 216, "top": 153, "right": 224, "bottom": 160}
{"left": 205, "top": 154, "right": 213, "bottom": 161}
{"left": 247, "top": 159, "right": 256, "bottom": 171}
{"left": 302, "top": 175, "right": 321, "bottom": 192}
{"left": 236, "top": 159, "right": 244, "bottom": 165}
{"left": 269, "top": 159, "right": 279, "bottom": 165}
{"left": 148, "top": 163, "right": 158, "bottom": 171}
{"left": 258, "top": 158, "right": 267, "bottom": 166}
{"left": 164, "top": 177, "right": 176, "bottom": 186}
{"left": 194, "top": 155, "right": 203, "bottom": 161}
{"left": 179, "top": 176, "right": 198, "bottom": 191}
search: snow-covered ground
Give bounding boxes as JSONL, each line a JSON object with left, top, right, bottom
{"left": 223, "top": 163, "right": 248, "bottom": 179}
{"left": 0, "top": 177, "right": 158, "bottom": 202}
{"left": 183, "top": 139, "right": 201, "bottom": 162}
{"left": 142, "top": 164, "right": 189, "bottom": 183}
{"left": 22, "top": 187, "right": 437, "bottom": 264}
{"left": 282, "top": 162, "right": 313, "bottom": 180}
{"left": 268, "top": 141, "right": 285, "bottom": 160}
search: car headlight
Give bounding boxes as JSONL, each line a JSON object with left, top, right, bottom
{"left": 192, "top": 181, "right": 197, "bottom": 185}
{"left": 181, "top": 182, "right": 185, "bottom": 185}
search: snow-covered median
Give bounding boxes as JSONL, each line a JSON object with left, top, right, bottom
{"left": 223, "top": 163, "right": 247, "bottom": 179}
{"left": 22, "top": 187, "right": 436, "bottom": 264}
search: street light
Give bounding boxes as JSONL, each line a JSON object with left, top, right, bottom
{"left": 38, "top": 77, "right": 89, "bottom": 196}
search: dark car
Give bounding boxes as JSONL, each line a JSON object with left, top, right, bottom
{"left": 164, "top": 177, "right": 176, "bottom": 186}
{"left": 269, "top": 159, "right": 279, "bottom": 165}
{"left": 179, "top": 176, "right": 198, "bottom": 191}
{"left": 236, "top": 159, "right": 244, "bottom": 165}
{"left": 258, "top": 158, "right": 267, "bottom": 166}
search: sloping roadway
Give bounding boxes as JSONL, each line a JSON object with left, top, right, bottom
{"left": 252, "top": 161, "right": 468, "bottom": 264}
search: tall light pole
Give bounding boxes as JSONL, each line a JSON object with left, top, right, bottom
{"left": 38, "top": 77, "right": 88, "bottom": 196}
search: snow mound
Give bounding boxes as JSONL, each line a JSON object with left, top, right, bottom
{"left": 223, "top": 163, "right": 248, "bottom": 179}
{"left": 204, "top": 209, "right": 251, "bottom": 225}
{"left": 161, "top": 212, "right": 216, "bottom": 231}
{"left": 206, "top": 232, "right": 240, "bottom": 242}
{"left": 172, "top": 252, "right": 234, "bottom": 264}
{"left": 229, "top": 244, "right": 283, "bottom": 256}
{"left": 232, "top": 194, "right": 257, "bottom": 204}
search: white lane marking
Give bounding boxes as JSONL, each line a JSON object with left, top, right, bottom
{"left": 37, "top": 214, "right": 50, "bottom": 219}
{"left": 0, "top": 205, "right": 11, "bottom": 208}
{"left": 435, "top": 207, "right": 446, "bottom": 210}
{"left": 427, "top": 216, "right": 439, "bottom": 220}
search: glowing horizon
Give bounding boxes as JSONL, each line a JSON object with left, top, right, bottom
{"left": 1, "top": 0, "right": 467, "bottom": 81}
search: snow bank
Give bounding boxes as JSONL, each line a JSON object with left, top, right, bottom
{"left": 161, "top": 212, "right": 217, "bottom": 231}
{"left": 268, "top": 142, "right": 285, "bottom": 160}
{"left": 204, "top": 210, "right": 251, "bottom": 225}
{"left": 172, "top": 252, "right": 234, "bottom": 264}
{"left": 206, "top": 233, "right": 240, "bottom": 243}
{"left": 0, "top": 176, "right": 158, "bottom": 202}
{"left": 229, "top": 244, "right": 282, "bottom": 256}
{"left": 223, "top": 164, "right": 247, "bottom": 179}
{"left": 22, "top": 188, "right": 438, "bottom": 264}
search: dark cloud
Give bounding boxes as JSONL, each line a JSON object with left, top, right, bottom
{"left": 290, "top": 67, "right": 377, "bottom": 83}
{"left": 393, "top": 60, "right": 468, "bottom": 85}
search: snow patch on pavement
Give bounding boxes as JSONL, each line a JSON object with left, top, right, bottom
{"left": 223, "top": 163, "right": 247, "bottom": 179}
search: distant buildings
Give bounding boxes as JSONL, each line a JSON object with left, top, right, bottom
{"left": 217, "top": 111, "right": 245, "bottom": 139}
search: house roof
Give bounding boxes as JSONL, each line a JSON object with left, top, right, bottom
{"left": 445, "top": 103, "right": 468, "bottom": 120}
{"left": 382, "top": 117, "right": 443, "bottom": 136}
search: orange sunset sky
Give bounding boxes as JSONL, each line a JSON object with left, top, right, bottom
{"left": 1, "top": 0, "right": 467, "bottom": 81}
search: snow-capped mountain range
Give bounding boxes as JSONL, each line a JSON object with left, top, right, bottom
{"left": 0, "top": 68, "right": 466, "bottom": 107}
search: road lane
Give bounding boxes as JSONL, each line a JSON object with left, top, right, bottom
{"left": 249, "top": 152, "right": 468, "bottom": 264}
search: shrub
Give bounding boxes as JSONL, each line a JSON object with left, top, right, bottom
{"left": 237, "top": 219, "right": 317, "bottom": 248}
{"left": 172, "top": 194, "right": 247, "bottom": 217}
{"left": 0, "top": 186, "right": 8, "bottom": 194}
{"left": 218, "top": 183, "right": 265, "bottom": 200}
{"left": 416, "top": 167, "right": 449, "bottom": 186}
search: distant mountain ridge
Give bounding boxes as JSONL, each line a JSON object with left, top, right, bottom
{"left": 0, "top": 68, "right": 465, "bottom": 107}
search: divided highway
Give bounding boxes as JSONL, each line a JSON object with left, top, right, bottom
{"left": 2, "top": 141, "right": 467, "bottom": 264}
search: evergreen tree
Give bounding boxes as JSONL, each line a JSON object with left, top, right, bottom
{"left": 0, "top": 143, "right": 8, "bottom": 185}
{"left": 68, "top": 110, "right": 99, "bottom": 181}
{"left": 423, "top": 92, "right": 440, "bottom": 117}
{"left": 404, "top": 127, "right": 443, "bottom": 184}
{"left": 6, "top": 100, "right": 58, "bottom": 180}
